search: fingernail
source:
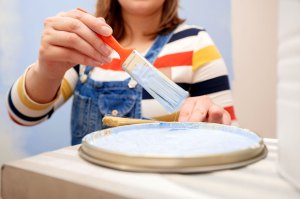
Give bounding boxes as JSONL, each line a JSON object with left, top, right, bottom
{"left": 101, "top": 26, "right": 113, "bottom": 36}
{"left": 100, "top": 45, "right": 112, "bottom": 56}
{"left": 92, "top": 61, "right": 102, "bottom": 67}
{"left": 98, "top": 17, "right": 106, "bottom": 22}
{"left": 97, "top": 56, "right": 111, "bottom": 64}
{"left": 103, "top": 56, "right": 112, "bottom": 63}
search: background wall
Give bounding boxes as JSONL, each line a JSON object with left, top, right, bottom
{"left": 231, "top": 0, "right": 278, "bottom": 138}
{"left": 180, "top": 0, "right": 233, "bottom": 79}
{"left": 0, "top": 0, "right": 231, "bottom": 163}
{"left": 0, "top": 0, "right": 95, "bottom": 165}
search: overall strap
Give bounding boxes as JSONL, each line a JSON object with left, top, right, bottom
{"left": 83, "top": 65, "right": 93, "bottom": 75}
{"left": 144, "top": 32, "right": 174, "bottom": 64}
{"left": 79, "top": 65, "right": 93, "bottom": 83}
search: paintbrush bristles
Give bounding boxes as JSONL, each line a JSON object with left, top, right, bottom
{"left": 122, "top": 50, "right": 189, "bottom": 113}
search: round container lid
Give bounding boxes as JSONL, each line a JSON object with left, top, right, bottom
{"left": 79, "top": 122, "right": 267, "bottom": 173}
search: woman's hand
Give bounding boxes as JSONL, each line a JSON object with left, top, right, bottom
{"left": 38, "top": 9, "right": 113, "bottom": 79}
{"left": 26, "top": 9, "right": 113, "bottom": 103}
{"left": 178, "top": 95, "right": 231, "bottom": 125}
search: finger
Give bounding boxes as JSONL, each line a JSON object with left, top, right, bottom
{"left": 178, "top": 98, "right": 196, "bottom": 122}
{"left": 60, "top": 9, "right": 113, "bottom": 36}
{"left": 42, "top": 28, "right": 111, "bottom": 63}
{"left": 188, "top": 97, "right": 211, "bottom": 122}
{"left": 44, "top": 16, "right": 112, "bottom": 57}
{"left": 178, "top": 97, "right": 211, "bottom": 122}
{"left": 207, "top": 104, "right": 224, "bottom": 124}
{"left": 222, "top": 110, "right": 232, "bottom": 125}
{"left": 97, "top": 17, "right": 106, "bottom": 23}
{"left": 39, "top": 44, "right": 108, "bottom": 67}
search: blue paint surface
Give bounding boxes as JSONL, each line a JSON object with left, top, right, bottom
{"left": 84, "top": 122, "right": 260, "bottom": 156}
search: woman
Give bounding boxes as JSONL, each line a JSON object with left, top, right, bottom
{"left": 7, "top": 0, "right": 236, "bottom": 145}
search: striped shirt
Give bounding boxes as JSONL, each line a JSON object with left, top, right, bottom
{"left": 7, "top": 23, "right": 237, "bottom": 126}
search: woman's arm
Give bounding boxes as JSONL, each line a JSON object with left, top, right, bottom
{"left": 7, "top": 65, "right": 79, "bottom": 126}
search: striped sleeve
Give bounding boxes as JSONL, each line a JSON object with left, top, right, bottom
{"left": 191, "top": 31, "right": 237, "bottom": 121}
{"left": 7, "top": 65, "right": 78, "bottom": 126}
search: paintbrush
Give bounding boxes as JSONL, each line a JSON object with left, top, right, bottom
{"left": 78, "top": 9, "right": 189, "bottom": 113}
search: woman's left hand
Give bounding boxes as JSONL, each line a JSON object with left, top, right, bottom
{"left": 178, "top": 95, "right": 231, "bottom": 125}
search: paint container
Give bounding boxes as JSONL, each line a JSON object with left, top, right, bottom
{"left": 79, "top": 122, "right": 267, "bottom": 173}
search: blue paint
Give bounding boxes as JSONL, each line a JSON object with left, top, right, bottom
{"left": 84, "top": 122, "right": 260, "bottom": 156}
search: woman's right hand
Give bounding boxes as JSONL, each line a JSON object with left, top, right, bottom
{"left": 37, "top": 9, "right": 113, "bottom": 79}
{"left": 25, "top": 9, "right": 113, "bottom": 103}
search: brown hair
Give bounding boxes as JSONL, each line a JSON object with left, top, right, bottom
{"left": 95, "top": 0, "right": 184, "bottom": 40}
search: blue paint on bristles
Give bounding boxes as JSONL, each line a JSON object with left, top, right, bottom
{"left": 122, "top": 50, "right": 189, "bottom": 113}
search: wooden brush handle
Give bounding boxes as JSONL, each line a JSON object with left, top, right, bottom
{"left": 152, "top": 112, "right": 179, "bottom": 122}
{"left": 102, "top": 116, "right": 157, "bottom": 127}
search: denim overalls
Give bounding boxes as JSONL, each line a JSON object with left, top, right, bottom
{"left": 70, "top": 33, "right": 173, "bottom": 145}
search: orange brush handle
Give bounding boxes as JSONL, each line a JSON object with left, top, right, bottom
{"left": 77, "top": 8, "right": 132, "bottom": 63}
{"left": 97, "top": 35, "right": 132, "bottom": 63}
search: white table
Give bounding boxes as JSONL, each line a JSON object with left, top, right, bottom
{"left": 1, "top": 139, "right": 300, "bottom": 199}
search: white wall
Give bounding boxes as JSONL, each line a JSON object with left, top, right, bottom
{"left": 231, "top": 0, "right": 278, "bottom": 138}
